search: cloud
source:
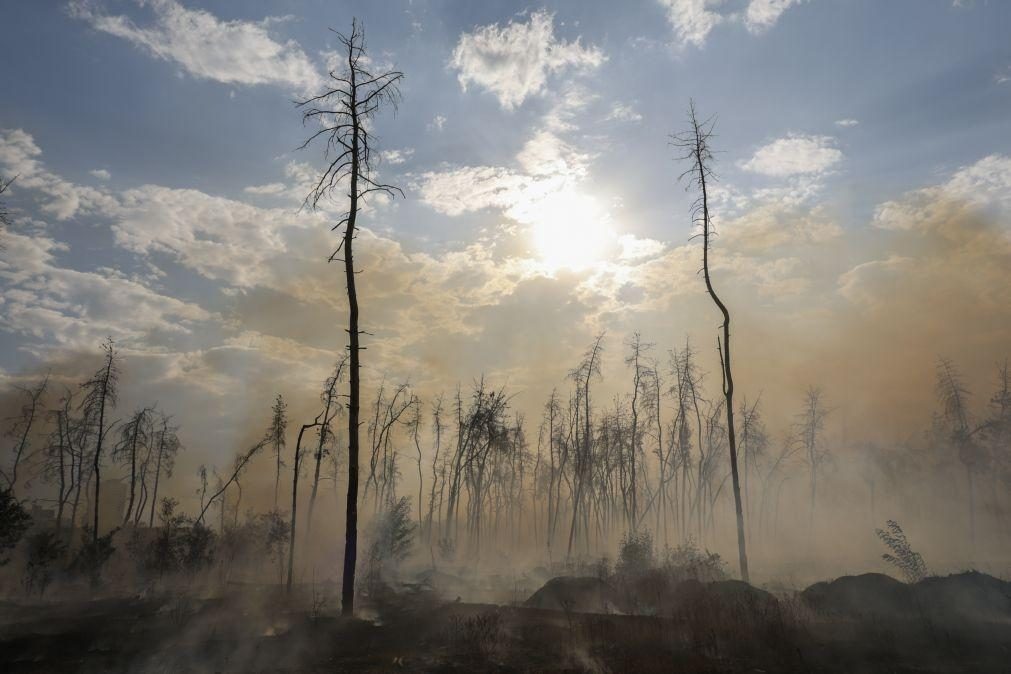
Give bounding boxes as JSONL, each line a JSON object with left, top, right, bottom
{"left": 413, "top": 165, "right": 531, "bottom": 217}
{"left": 745, "top": 0, "right": 807, "bottom": 33}
{"left": 382, "top": 148, "right": 415, "bottom": 166}
{"left": 450, "top": 10, "right": 605, "bottom": 110}
{"left": 657, "top": 0, "right": 725, "bottom": 47}
{"left": 243, "top": 182, "right": 287, "bottom": 196}
{"left": 0, "top": 229, "right": 212, "bottom": 351}
{"left": 89, "top": 168, "right": 111, "bottom": 180}
{"left": 515, "top": 131, "right": 591, "bottom": 177}
{"left": 721, "top": 203, "right": 842, "bottom": 250}
{"left": 68, "top": 0, "right": 322, "bottom": 93}
{"left": 835, "top": 118, "right": 859, "bottom": 128}
{"left": 109, "top": 184, "right": 318, "bottom": 288}
{"left": 0, "top": 128, "right": 117, "bottom": 220}
{"left": 414, "top": 125, "right": 593, "bottom": 224}
{"left": 741, "top": 134, "right": 842, "bottom": 177}
{"left": 428, "top": 115, "right": 447, "bottom": 132}
{"left": 874, "top": 154, "right": 1011, "bottom": 231}
{"left": 657, "top": 0, "right": 808, "bottom": 47}
{"left": 606, "top": 103, "right": 643, "bottom": 123}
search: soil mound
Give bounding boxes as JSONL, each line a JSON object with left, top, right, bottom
{"left": 803, "top": 571, "right": 1011, "bottom": 621}
{"left": 672, "top": 579, "right": 780, "bottom": 618}
{"left": 524, "top": 576, "right": 623, "bottom": 614}
{"left": 914, "top": 571, "right": 1011, "bottom": 620}
{"left": 803, "top": 573, "right": 912, "bottom": 617}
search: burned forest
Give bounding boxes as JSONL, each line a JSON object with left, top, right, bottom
{"left": 1, "top": 2, "right": 1011, "bottom": 673}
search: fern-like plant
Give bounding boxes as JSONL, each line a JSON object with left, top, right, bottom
{"left": 876, "top": 520, "right": 928, "bottom": 583}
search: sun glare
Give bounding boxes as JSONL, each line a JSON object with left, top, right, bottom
{"left": 530, "top": 189, "right": 612, "bottom": 272}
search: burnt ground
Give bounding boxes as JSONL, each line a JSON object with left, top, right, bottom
{"left": 1, "top": 573, "right": 1010, "bottom": 673}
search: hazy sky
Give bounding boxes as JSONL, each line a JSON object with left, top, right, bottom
{"left": 1, "top": 1, "right": 1010, "bottom": 495}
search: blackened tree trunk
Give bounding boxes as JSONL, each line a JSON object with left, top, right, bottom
{"left": 80, "top": 339, "right": 119, "bottom": 545}
{"left": 674, "top": 102, "right": 749, "bottom": 583}
{"left": 288, "top": 420, "right": 321, "bottom": 592}
{"left": 298, "top": 19, "right": 403, "bottom": 616}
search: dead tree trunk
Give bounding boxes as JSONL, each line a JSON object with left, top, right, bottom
{"left": 288, "top": 420, "right": 321, "bottom": 592}
{"left": 674, "top": 102, "right": 749, "bottom": 582}
{"left": 80, "top": 338, "right": 119, "bottom": 544}
{"left": 298, "top": 18, "right": 403, "bottom": 616}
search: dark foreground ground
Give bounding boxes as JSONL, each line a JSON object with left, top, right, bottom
{"left": 1, "top": 572, "right": 1010, "bottom": 673}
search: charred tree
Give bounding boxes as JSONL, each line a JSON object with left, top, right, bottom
{"left": 673, "top": 102, "right": 749, "bottom": 582}
{"left": 268, "top": 394, "right": 288, "bottom": 508}
{"left": 148, "top": 413, "right": 181, "bottom": 528}
{"left": 2, "top": 375, "right": 49, "bottom": 492}
{"left": 114, "top": 406, "right": 154, "bottom": 526}
{"left": 306, "top": 357, "right": 346, "bottom": 539}
{"left": 297, "top": 20, "right": 403, "bottom": 614}
{"left": 79, "top": 338, "right": 120, "bottom": 544}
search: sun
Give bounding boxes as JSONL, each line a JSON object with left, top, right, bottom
{"left": 530, "top": 189, "right": 612, "bottom": 272}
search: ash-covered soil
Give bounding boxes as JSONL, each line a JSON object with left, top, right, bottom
{"left": 1, "top": 571, "right": 1010, "bottom": 673}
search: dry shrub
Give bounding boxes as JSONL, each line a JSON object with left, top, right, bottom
{"left": 447, "top": 609, "right": 503, "bottom": 661}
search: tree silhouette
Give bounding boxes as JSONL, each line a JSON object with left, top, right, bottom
{"left": 79, "top": 337, "right": 120, "bottom": 545}
{"left": 297, "top": 18, "right": 403, "bottom": 616}
{"left": 0, "top": 175, "right": 15, "bottom": 232}
{"left": 2, "top": 374, "right": 49, "bottom": 491}
{"left": 673, "top": 101, "right": 749, "bottom": 582}
{"left": 268, "top": 394, "right": 288, "bottom": 508}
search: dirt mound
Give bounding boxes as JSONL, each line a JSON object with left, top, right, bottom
{"left": 803, "top": 573, "right": 913, "bottom": 617}
{"left": 914, "top": 571, "right": 1011, "bottom": 620}
{"left": 524, "top": 576, "right": 623, "bottom": 614}
{"left": 673, "top": 579, "right": 780, "bottom": 619}
{"left": 802, "top": 571, "right": 1011, "bottom": 621}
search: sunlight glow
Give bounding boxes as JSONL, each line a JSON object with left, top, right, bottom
{"left": 529, "top": 189, "right": 612, "bottom": 272}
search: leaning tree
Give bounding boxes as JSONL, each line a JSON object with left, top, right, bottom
{"left": 297, "top": 19, "right": 403, "bottom": 616}
{"left": 673, "top": 101, "right": 749, "bottom": 582}
{"left": 80, "top": 337, "right": 120, "bottom": 545}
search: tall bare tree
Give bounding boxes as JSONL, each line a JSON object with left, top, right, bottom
{"left": 673, "top": 101, "right": 749, "bottom": 582}
{"left": 268, "top": 394, "right": 288, "bottom": 508}
{"left": 936, "top": 358, "right": 987, "bottom": 549}
{"left": 2, "top": 374, "right": 49, "bottom": 492}
{"left": 567, "top": 332, "right": 604, "bottom": 559}
{"left": 306, "top": 356, "right": 346, "bottom": 538}
{"left": 297, "top": 19, "right": 403, "bottom": 616}
{"left": 80, "top": 338, "right": 120, "bottom": 544}
{"left": 796, "top": 387, "right": 829, "bottom": 537}
{"left": 0, "top": 174, "right": 15, "bottom": 232}
{"left": 113, "top": 406, "right": 154, "bottom": 526}
{"left": 147, "top": 413, "right": 181, "bottom": 528}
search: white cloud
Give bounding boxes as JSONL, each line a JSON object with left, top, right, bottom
{"left": 874, "top": 154, "right": 1011, "bottom": 231}
{"left": 720, "top": 203, "right": 841, "bottom": 250}
{"left": 109, "top": 185, "right": 317, "bottom": 288}
{"left": 414, "top": 165, "right": 532, "bottom": 217}
{"left": 428, "top": 115, "right": 447, "bottom": 132}
{"left": 0, "top": 229, "right": 212, "bottom": 350}
{"left": 382, "top": 148, "right": 415, "bottom": 166}
{"left": 450, "top": 10, "right": 606, "bottom": 110}
{"left": 741, "top": 134, "right": 842, "bottom": 177}
{"left": 745, "top": 0, "right": 806, "bottom": 33}
{"left": 606, "top": 103, "right": 643, "bottom": 123}
{"left": 89, "top": 168, "right": 111, "bottom": 180}
{"left": 837, "top": 256, "right": 914, "bottom": 307}
{"left": 69, "top": 0, "right": 322, "bottom": 93}
{"left": 657, "top": 0, "right": 724, "bottom": 48}
{"left": 243, "top": 182, "right": 287, "bottom": 196}
{"left": 516, "top": 131, "right": 590, "bottom": 177}
{"left": 657, "top": 0, "right": 808, "bottom": 47}
{"left": 835, "top": 118, "right": 859, "bottom": 128}
{"left": 0, "top": 128, "right": 117, "bottom": 220}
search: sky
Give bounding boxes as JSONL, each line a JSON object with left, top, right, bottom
{"left": 1, "top": 0, "right": 1010, "bottom": 502}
